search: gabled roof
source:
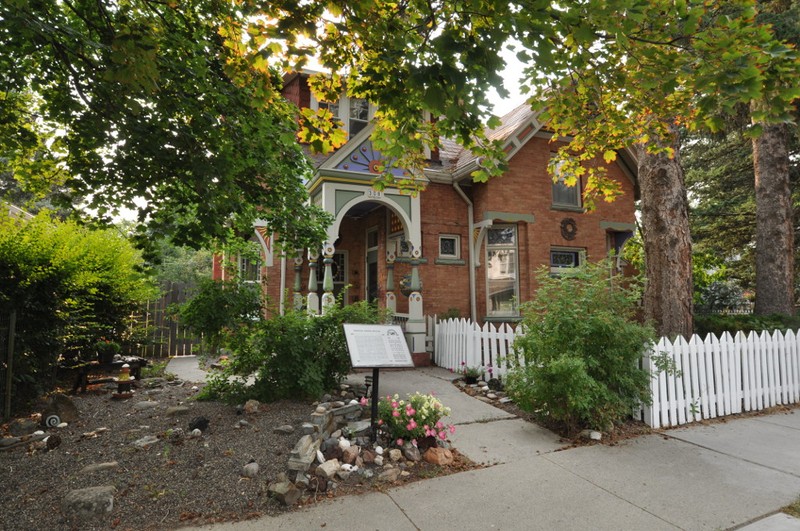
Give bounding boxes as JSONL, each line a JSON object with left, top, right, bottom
{"left": 435, "top": 102, "right": 639, "bottom": 194}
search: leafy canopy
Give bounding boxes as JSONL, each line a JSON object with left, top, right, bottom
{"left": 1, "top": 0, "right": 330, "bottom": 249}
{"left": 238, "top": 0, "right": 799, "bottom": 204}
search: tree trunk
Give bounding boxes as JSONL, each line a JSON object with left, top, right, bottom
{"left": 752, "top": 121, "right": 795, "bottom": 316}
{"left": 639, "top": 128, "right": 694, "bottom": 339}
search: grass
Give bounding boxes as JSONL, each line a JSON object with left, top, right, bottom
{"left": 783, "top": 496, "right": 800, "bottom": 519}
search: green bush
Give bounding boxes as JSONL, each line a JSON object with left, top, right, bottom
{"left": 199, "top": 301, "right": 390, "bottom": 403}
{"left": 0, "top": 212, "right": 156, "bottom": 412}
{"left": 506, "top": 260, "right": 656, "bottom": 434}
{"left": 694, "top": 313, "right": 800, "bottom": 337}
{"left": 176, "top": 278, "right": 262, "bottom": 358}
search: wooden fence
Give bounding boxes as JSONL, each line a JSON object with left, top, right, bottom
{"left": 129, "top": 282, "right": 201, "bottom": 358}
{"left": 433, "top": 318, "right": 800, "bottom": 428}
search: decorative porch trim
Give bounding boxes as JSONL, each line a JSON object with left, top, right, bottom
{"left": 482, "top": 211, "right": 536, "bottom": 224}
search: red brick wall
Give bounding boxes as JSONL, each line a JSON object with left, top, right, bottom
{"left": 241, "top": 135, "right": 635, "bottom": 324}
{"left": 471, "top": 135, "right": 636, "bottom": 320}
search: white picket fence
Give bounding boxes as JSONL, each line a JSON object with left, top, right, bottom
{"left": 643, "top": 330, "right": 800, "bottom": 428}
{"left": 434, "top": 318, "right": 525, "bottom": 379}
{"left": 433, "top": 318, "right": 800, "bottom": 428}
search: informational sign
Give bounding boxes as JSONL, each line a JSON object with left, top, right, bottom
{"left": 343, "top": 324, "right": 414, "bottom": 368}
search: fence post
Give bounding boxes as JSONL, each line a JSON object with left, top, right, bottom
{"left": 3, "top": 310, "right": 16, "bottom": 421}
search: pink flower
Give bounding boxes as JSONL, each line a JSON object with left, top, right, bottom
{"left": 449, "top": 424, "right": 456, "bottom": 434}
{"left": 396, "top": 438, "right": 404, "bottom": 446}
{"left": 423, "top": 424, "right": 429, "bottom": 431}
{"left": 392, "top": 410, "right": 400, "bottom": 417}
{"left": 378, "top": 419, "right": 383, "bottom": 425}
{"left": 439, "top": 431, "right": 447, "bottom": 440}
{"left": 406, "top": 407, "right": 416, "bottom": 416}
{"left": 406, "top": 420, "right": 417, "bottom": 430}
{"left": 412, "top": 439, "right": 418, "bottom": 447}
{"left": 359, "top": 397, "right": 368, "bottom": 406}
{"left": 435, "top": 421, "right": 444, "bottom": 430}
{"left": 391, "top": 401, "right": 398, "bottom": 408}
{"left": 461, "top": 361, "right": 466, "bottom": 366}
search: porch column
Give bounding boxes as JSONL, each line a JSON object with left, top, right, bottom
{"left": 293, "top": 252, "right": 304, "bottom": 311}
{"left": 321, "top": 243, "right": 336, "bottom": 314}
{"left": 385, "top": 251, "right": 397, "bottom": 314}
{"left": 405, "top": 246, "right": 428, "bottom": 364}
{"left": 307, "top": 250, "right": 320, "bottom": 316}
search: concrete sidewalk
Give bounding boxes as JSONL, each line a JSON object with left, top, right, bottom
{"left": 168, "top": 358, "right": 800, "bottom": 531}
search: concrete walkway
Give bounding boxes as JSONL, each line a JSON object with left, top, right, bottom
{"left": 167, "top": 357, "right": 800, "bottom": 531}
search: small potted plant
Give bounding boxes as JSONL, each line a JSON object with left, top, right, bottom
{"left": 458, "top": 361, "right": 484, "bottom": 384}
{"left": 95, "top": 339, "right": 121, "bottom": 364}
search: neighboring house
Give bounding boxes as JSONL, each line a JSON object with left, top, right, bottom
{"left": 213, "top": 72, "right": 639, "bottom": 364}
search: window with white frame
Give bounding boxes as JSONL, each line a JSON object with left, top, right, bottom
{"left": 439, "top": 234, "right": 460, "bottom": 259}
{"left": 349, "top": 98, "right": 369, "bottom": 137}
{"left": 550, "top": 247, "right": 584, "bottom": 276}
{"left": 551, "top": 155, "right": 581, "bottom": 208}
{"left": 311, "top": 93, "right": 371, "bottom": 138}
{"left": 486, "top": 226, "right": 518, "bottom": 316}
{"left": 239, "top": 255, "right": 262, "bottom": 283}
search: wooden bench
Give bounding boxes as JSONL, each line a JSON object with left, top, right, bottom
{"left": 60, "top": 356, "right": 148, "bottom": 394}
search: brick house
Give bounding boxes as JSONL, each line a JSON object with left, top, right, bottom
{"left": 213, "top": 72, "right": 639, "bottom": 364}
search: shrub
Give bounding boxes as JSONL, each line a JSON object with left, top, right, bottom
{"left": 694, "top": 313, "right": 800, "bottom": 337}
{"left": 176, "top": 278, "right": 262, "bottom": 358}
{"left": 199, "top": 300, "right": 390, "bottom": 403}
{"left": 506, "top": 260, "right": 656, "bottom": 435}
{"left": 0, "top": 212, "right": 156, "bottom": 413}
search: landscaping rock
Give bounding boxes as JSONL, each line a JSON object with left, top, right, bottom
{"left": 133, "top": 401, "right": 160, "bottom": 411}
{"left": 315, "top": 459, "right": 340, "bottom": 479}
{"left": 273, "top": 425, "right": 294, "bottom": 434}
{"left": 338, "top": 438, "right": 351, "bottom": 450}
{"left": 167, "top": 428, "right": 184, "bottom": 443}
{"left": 300, "top": 422, "right": 317, "bottom": 435}
{"left": 342, "top": 445, "right": 360, "bottom": 465}
{"left": 243, "top": 399, "right": 260, "bottom": 414}
{"left": 133, "top": 435, "right": 159, "bottom": 448}
{"left": 267, "top": 481, "right": 301, "bottom": 506}
{"left": 0, "top": 436, "right": 21, "bottom": 448}
{"left": 388, "top": 448, "right": 403, "bottom": 462}
{"left": 165, "top": 406, "right": 190, "bottom": 417}
{"left": 374, "top": 455, "right": 384, "bottom": 466}
{"left": 62, "top": 486, "right": 115, "bottom": 521}
{"left": 423, "top": 447, "right": 454, "bottom": 465}
{"left": 499, "top": 397, "right": 513, "bottom": 404}
{"left": 346, "top": 420, "right": 371, "bottom": 436}
{"left": 47, "top": 394, "right": 79, "bottom": 423}
{"left": 377, "top": 467, "right": 401, "bottom": 482}
{"left": 402, "top": 443, "right": 421, "bottom": 462}
{"left": 361, "top": 449, "right": 376, "bottom": 464}
{"left": 287, "top": 435, "right": 320, "bottom": 473}
{"left": 79, "top": 461, "right": 119, "bottom": 474}
{"left": 9, "top": 418, "right": 38, "bottom": 437}
{"left": 188, "top": 416, "right": 209, "bottom": 432}
{"left": 242, "top": 461, "right": 259, "bottom": 478}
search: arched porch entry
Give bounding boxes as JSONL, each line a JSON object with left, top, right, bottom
{"left": 298, "top": 182, "right": 427, "bottom": 357}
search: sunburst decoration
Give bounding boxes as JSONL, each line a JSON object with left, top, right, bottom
{"left": 336, "top": 140, "right": 406, "bottom": 177}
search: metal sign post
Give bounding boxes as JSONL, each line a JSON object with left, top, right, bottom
{"left": 343, "top": 324, "right": 414, "bottom": 443}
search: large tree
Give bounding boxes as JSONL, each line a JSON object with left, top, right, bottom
{"left": 750, "top": 0, "right": 799, "bottom": 315}
{"left": 248, "top": 0, "right": 799, "bottom": 337}
{"left": 0, "top": 1, "right": 330, "bottom": 249}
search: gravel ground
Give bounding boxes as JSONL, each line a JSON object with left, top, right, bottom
{"left": 0, "top": 380, "right": 310, "bottom": 531}
{"left": 1, "top": 379, "right": 475, "bottom": 531}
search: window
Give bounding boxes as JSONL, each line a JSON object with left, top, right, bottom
{"left": 319, "top": 99, "right": 340, "bottom": 119}
{"left": 349, "top": 98, "right": 369, "bottom": 137}
{"left": 550, "top": 248, "right": 584, "bottom": 276}
{"left": 239, "top": 255, "right": 262, "bottom": 283}
{"left": 486, "top": 226, "right": 518, "bottom": 316}
{"left": 551, "top": 155, "right": 581, "bottom": 208}
{"left": 311, "top": 94, "right": 371, "bottom": 137}
{"left": 439, "top": 235, "right": 460, "bottom": 259}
